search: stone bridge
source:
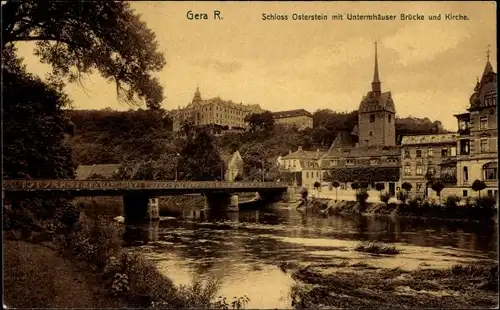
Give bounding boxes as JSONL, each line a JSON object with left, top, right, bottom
{"left": 3, "top": 179, "right": 288, "bottom": 222}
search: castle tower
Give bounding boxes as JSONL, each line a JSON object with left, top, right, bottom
{"left": 192, "top": 86, "right": 203, "bottom": 105}
{"left": 358, "top": 42, "right": 396, "bottom": 147}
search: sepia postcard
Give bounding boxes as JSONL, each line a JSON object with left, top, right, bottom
{"left": 2, "top": 1, "right": 498, "bottom": 309}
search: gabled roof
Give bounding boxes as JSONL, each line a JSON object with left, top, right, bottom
{"left": 76, "top": 164, "right": 121, "bottom": 179}
{"left": 272, "top": 109, "right": 312, "bottom": 119}
{"left": 401, "top": 133, "right": 458, "bottom": 146}
{"left": 330, "top": 131, "right": 356, "bottom": 149}
{"left": 321, "top": 145, "right": 401, "bottom": 160}
{"left": 282, "top": 146, "right": 325, "bottom": 160}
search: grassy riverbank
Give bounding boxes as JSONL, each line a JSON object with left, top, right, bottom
{"left": 286, "top": 260, "right": 498, "bottom": 309}
{"left": 3, "top": 200, "right": 251, "bottom": 309}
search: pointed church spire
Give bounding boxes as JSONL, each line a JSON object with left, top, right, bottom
{"left": 371, "top": 41, "right": 381, "bottom": 94}
{"left": 474, "top": 76, "right": 480, "bottom": 91}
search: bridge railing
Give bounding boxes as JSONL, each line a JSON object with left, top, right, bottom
{"left": 3, "top": 179, "right": 287, "bottom": 190}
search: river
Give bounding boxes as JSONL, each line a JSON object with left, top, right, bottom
{"left": 122, "top": 203, "right": 498, "bottom": 309}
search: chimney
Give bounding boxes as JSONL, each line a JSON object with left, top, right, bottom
{"left": 298, "top": 146, "right": 302, "bottom": 152}
{"left": 288, "top": 150, "right": 292, "bottom": 155}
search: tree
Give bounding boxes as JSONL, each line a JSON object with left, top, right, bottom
{"left": 360, "top": 181, "right": 369, "bottom": 190}
{"left": 314, "top": 181, "right": 321, "bottom": 197}
{"left": 472, "top": 179, "right": 487, "bottom": 197}
{"left": 401, "top": 182, "right": 413, "bottom": 193}
{"left": 2, "top": 1, "right": 165, "bottom": 109}
{"left": 375, "top": 183, "right": 385, "bottom": 192}
{"left": 245, "top": 112, "right": 275, "bottom": 132}
{"left": 332, "top": 181, "right": 340, "bottom": 201}
{"left": 177, "top": 129, "right": 224, "bottom": 181}
{"left": 351, "top": 181, "right": 360, "bottom": 192}
{"left": 3, "top": 66, "right": 74, "bottom": 180}
{"left": 431, "top": 182, "right": 445, "bottom": 198}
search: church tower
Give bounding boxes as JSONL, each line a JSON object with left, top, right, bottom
{"left": 358, "top": 42, "right": 396, "bottom": 147}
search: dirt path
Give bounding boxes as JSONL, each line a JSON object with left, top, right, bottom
{"left": 4, "top": 240, "right": 123, "bottom": 308}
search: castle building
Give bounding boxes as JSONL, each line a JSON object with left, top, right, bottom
{"left": 271, "top": 109, "right": 314, "bottom": 130}
{"left": 400, "top": 133, "right": 459, "bottom": 197}
{"left": 171, "top": 87, "right": 265, "bottom": 132}
{"left": 319, "top": 42, "right": 401, "bottom": 196}
{"left": 453, "top": 53, "right": 497, "bottom": 198}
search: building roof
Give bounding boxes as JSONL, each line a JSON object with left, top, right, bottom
{"left": 331, "top": 131, "right": 356, "bottom": 148}
{"left": 76, "top": 164, "right": 121, "bottom": 179}
{"left": 321, "top": 145, "right": 401, "bottom": 159}
{"left": 400, "top": 133, "right": 458, "bottom": 146}
{"left": 282, "top": 146, "right": 325, "bottom": 160}
{"left": 271, "top": 109, "right": 312, "bottom": 119}
{"left": 359, "top": 91, "right": 396, "bottom": 114}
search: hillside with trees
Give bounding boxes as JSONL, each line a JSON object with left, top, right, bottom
{"left": 65, "top": 108, "right": 448, "bottom": 181}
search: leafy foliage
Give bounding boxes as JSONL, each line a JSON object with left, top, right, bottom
{"left": 3, "top": 66, "right": 74, "bottom": 179}
{"left": 177, "top": 130, "right": 224, "bottom": 181}
{"left": 431, "top": 182, "right": 445, "bottom": 197}
{"left": 2, "top": 1, "right": 166, "bottom": 108}
{"left": 324, "top": 167, "right": 400, "bottom": 183}
{"left": 244, "top": 111, "right": 275, "bottom": 132}
{"left": 401, "top": 182, "right": 412, "bottom": 192}
{"left": 375, "top": 183, "right": 385, "bottom": 192}
{"left": 472, "top": 180, "right": 487, "bottom": 196}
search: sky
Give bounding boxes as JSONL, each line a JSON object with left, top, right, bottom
{"left": 16, "top": 1, "right": 497, "bottom": 131}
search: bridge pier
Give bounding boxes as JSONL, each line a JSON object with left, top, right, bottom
{"left": 123, "top": 193, "right": 149, "bottom": 223}
{"left": 148, "top": 198, "right": 160, "bottom": 221}
{"left": 204, "top": 193, "right": 239, "bottom": 212}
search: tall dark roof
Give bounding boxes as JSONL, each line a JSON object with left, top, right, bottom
{"left": 469, "top": 56, "right": 497, "bottom": 111}
{"left": 330, "top": 131, "right": 356, "bottom": 148}
{"left": 272, "top": 109, "right": 312, "bottom": 119}
{"left": 358, "top": 43, "right": 396, "bottom": 114}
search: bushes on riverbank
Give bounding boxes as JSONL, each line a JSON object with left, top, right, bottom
{"left": 322, "top": 195, "right": 497, "bottom": 221}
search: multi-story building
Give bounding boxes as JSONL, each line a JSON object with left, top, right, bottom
{"left": 400, "top": 133, "right": 459, "bottom": 197}
{"left": 319, "top": 42, "right": 401, "bottom": 196}
{"left": 271, "top": 109, "right": 314, "bottom": 130}
{"left": 453, "top": 54, "right": 497, "bottom": 199}
{"left": 280, "top": 146, "right": 325, "bottom": 188}
{"left": 171, "top": 87, "right": 265, "bottom": 132}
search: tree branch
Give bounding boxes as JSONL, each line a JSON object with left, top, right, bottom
{"left": 8, "top": 35, "right": 89, "bottom": 49}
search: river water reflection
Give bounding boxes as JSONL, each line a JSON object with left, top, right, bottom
{"left": 124, "top": 204, "right": 498, "bottom": 309}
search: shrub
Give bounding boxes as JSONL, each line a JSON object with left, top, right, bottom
{"left": 472, "top": 179, "right": 487, "bottom": 197}
{"left": 445, "top": 195, "right": 461, "bottom": 207}
{"left": 375, "top": 183, "right": 385, "bottom": 192}
{"left": 351, "top": 181, "right": 360, "bottom": 191}
{"left": 401, "top": 182, "right": 412, "bottom": 192}
{"left": 354, "top": 242, "right": 400, "bottom": 255}
{"left": 379, "top": 192, "right": 391, "bottom": 204}
{"left": 356, "top": 191, "right": 369, "bottom": 205}
{"left": 299, "top": 187, "right": 308, "bottom": 200}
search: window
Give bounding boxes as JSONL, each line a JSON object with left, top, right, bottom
{"left": 416, "top": 183, "right": 423, "bottom": 193}
{"left": 388, "top": 114, "right": 392, "bottom": 123}
{"left": 404, "top": 150, "right": 411, "bottom": 158}
{"left": 483, "top": 162, "right": 497, "bottom": 180}
{"left": 463, "top": 190, "right": 468, "bottom": 197}
{"left": 369, "top": 131, "right": 373, "bottom": 136}
{"left": 404, "top": 164, "right": 411, "bottom": 176}
{"left": 427, "top": 148, "right": 434, "bottom": 157}
{"left": 316, "top": 171, "right": 319, "bottom": 178}
{"left": 480, "top": 139, "right": 489, "bottom": 153}
{"left": 463, "top": 167, "right": 468, "bottom": 184}
{"left": 370, "top": 114, "right": 375, "bottom": 123}
{"left": 479, "top": 116, "right": 488, "bottom": 130}
{"left": 487, "top": 190, "right": 493, "bottom": 197}
{"left": 460, "top": 140, "right": 470, "bottom": 155}
{"left": 416, "top": 149, "right": 422, "bottom": 158}
{"left": 306, "top": 172, "right": 309, "bottom": 178}
{"left": 441, "top": 148, "right": 448, "bottom": 157}
{"left": 370, "top": 158, "right": 379, "bottom": 165}
{"left": 330, "top": 160, "right": 338, "bottom": 166}
{"left": 416, "top": 165, "right": 423, "bottom": 175}
{"left": 346, "top": 159, "right": 355, "bottom": 165}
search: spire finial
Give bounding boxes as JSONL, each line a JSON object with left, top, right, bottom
{"left": 371, "top": 41, "right": 381, "bottom": 94}
{"left": 486, "top": 45, "right": 491, "bottom": 61}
